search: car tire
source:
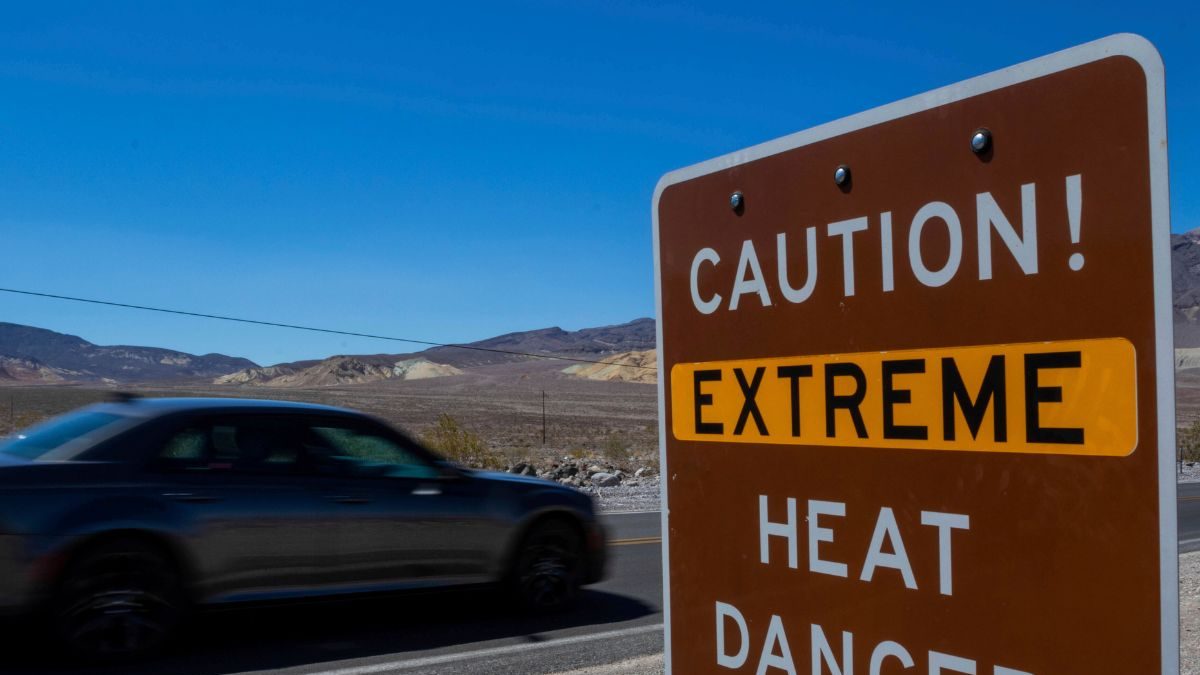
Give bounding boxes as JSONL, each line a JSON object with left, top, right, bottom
{"left": 510, "top": 517, "right": 583, "bottom": 611}
{"left": 52, "top": 539, "right": 186, "bottom": 662}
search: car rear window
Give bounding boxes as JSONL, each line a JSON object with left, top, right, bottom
{"left": 0, "top": 411, "right": 128, "bottom": 460}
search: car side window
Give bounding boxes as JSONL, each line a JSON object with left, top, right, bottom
{"left": 154, "top": 417, "right": 303, "bottom": 474}
{"left": 160, "top": 428, "right": 206, "bottom": 460}
{"left": 307, "top": 424, "right": 438, "bottom": 479}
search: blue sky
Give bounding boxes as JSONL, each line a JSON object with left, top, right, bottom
{"left": 0, "top": 1, "right": 1196, "bottom": 366}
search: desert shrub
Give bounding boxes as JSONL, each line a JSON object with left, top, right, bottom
{"left": 1180, "top": 420, "right": 1200, "bottom": 463}
{"left": 603, "top": 433, "right": 631, "bottom": 467}
{"left": 422, "top": 414, "right": 504, "bottom": 469}
{"left": 641, "top": 454, "right": 660, "bottom": 473}
{"left": 10, "top": 413, "right": 45, "bottom": 434}
{"left": 501, "top": 447, "right": 529, "bottom": 466}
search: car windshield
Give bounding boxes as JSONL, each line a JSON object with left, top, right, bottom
{"left": 0, "top": 411, "right": 128, "bottom": 460}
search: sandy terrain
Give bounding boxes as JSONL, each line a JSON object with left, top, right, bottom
{"left": 0, "top": 359, "right": 659, "bottom": 466}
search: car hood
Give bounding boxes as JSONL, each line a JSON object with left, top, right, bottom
{"left": 0, "top": 452, "right": 29, "bottom": 467}
{"left": 469, "top": 469, "right": 596, "bottom": 516}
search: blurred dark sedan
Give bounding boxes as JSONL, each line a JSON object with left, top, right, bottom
{"left": 0, "top": 397, "right": 606, "bottom": 660}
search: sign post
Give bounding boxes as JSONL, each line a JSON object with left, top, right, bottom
{"left": 653, "top": 34, "right": 1175, "bottom": 674}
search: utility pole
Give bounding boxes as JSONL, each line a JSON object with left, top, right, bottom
{"left": 541, "top": 390, "right": 546, "bottom": 446}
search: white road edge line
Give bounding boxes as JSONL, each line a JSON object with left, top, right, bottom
{"left": 300, "top": 623, "right": 666, "bottom": 675}
{"left": 602, "top": 510, "right": 662, "bottom": 516}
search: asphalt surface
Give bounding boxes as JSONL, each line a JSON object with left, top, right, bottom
{"left": 3, "top": 511, "right": 666, "bottom": 675}
{"left": 1179, "top": 482, "right": 1200, "bottom": 552}
{"left": 9, "top": 493, "right": 1200, "bottom": 674}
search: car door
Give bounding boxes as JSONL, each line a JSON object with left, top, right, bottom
{"left": 301, "top": 416, "right": 501, "bottom": 591}
{"left": 149, "top": 413, "right": 342, "bottom": 602}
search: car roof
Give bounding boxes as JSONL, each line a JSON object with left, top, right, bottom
{"left": 94, "top": 396, "right": 361, "bottom": 419}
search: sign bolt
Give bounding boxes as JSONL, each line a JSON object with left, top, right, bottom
{"left": 971, "top": 128, "right": 992, "bottom": 154}
{"left": 730, "top": 191, "right": 744, "bottom": 213}
{"left": 834, "top": 165, "right": 851, "bottom": 186}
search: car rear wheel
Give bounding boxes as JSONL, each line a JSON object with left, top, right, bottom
{"left": 52, "top": 539, "right": 186, "bottom": 662}
{"left": 511, "top": 518, "right": 583, "bottom": 611}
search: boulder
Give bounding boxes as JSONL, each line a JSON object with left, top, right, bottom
{"left": 592, "top": 472, "right": 621, "bottom": 487}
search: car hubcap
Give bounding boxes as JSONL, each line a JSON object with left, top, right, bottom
{"left": 64, "top": 588, "right": 171, "bottom": 655}
{"left": 58, "top": 552, "right": 177, "bottom": 658}
{"left": 519, "top": 535, "right": 578, "bottom": 608}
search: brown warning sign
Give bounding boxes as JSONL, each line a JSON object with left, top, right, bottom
{"left": 653, "top": 34, "right": 1176, "bottom": 674}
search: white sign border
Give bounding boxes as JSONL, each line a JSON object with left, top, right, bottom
{"left": 651, "top": 32, "right": 1176, "bottom": 673}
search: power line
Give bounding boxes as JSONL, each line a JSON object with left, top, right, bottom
{"left": 0, "top": 286, "right": 657, "bottom": 371}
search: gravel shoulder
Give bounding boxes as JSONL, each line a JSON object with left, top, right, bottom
{"left": 1185, "top": 552, "right": 1200, "bottom": 674}
{"left": 551, "top": 655, "right": 664, "bottom": 674}
{"left": 586, "top": 477, "right": 661, "bottom": 513}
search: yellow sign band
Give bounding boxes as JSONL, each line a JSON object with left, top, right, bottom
{"left": 670, "top": 338, "right": 1137, "bottom": 456}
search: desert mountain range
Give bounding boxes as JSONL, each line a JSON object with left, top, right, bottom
{"left": 0, "top": 322, "right": 255, "bottom": 383}
{"left": 213, "top": 357, "right": 466, "bottom": 387}
{"left": 215, "top": 318, "right": 657, "bottom": 387}
{"left": 1174, "top": 230, "right": 1200, "bottom": 349}
{"left": 563, "top": 350, "right": 657, "bottom": 385}
{"left": 0, "top": 318, "right": 657, "bottom": 386}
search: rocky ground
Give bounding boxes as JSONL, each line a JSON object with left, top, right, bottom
{"left": 582, "top": 476, "right": 661, "bottom": 512}
{"left": 1183, "top": 552, "right": 1200, "bottom": 673}
{"left": 501, "top": 457, "right": 661, "bottom": 512}
{"left": 1182, "top": 463, "right": 1200, "bottom": 483}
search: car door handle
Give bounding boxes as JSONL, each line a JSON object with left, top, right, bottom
{"left": 326, "top": 495, "right": 371, "bottom": 504}
{"left": 163, "top": 492, "right": 221, "bottom": 503}
{"left": 412, "top": 484, "right": 441, "bottom": 496}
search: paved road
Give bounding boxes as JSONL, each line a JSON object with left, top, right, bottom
{"left": 1179, "top": 482, "right": 1200, "bottom": 550}
{"left": 4, "top": 511, "right": 666, "bottom": 675}
{"left": 11, "top": 494, "right": 1200, "bottom": 675}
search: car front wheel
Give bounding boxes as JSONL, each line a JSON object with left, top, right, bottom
{"left": 52, "top": 539, "right": 186, "bottom": 662}
{"left": 511, "top": 518, "right": 583, "bottom": 611}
